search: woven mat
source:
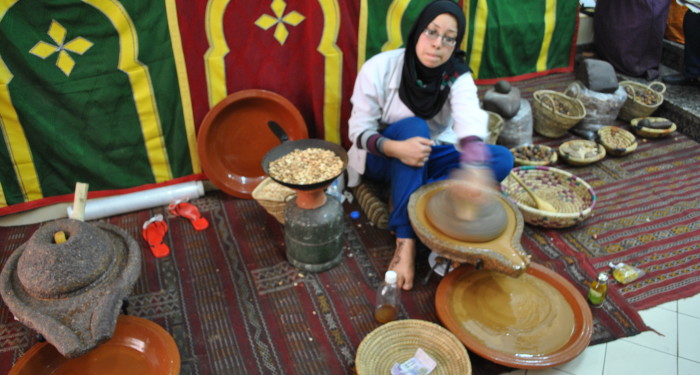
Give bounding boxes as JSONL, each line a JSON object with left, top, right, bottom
{"left": 1, "top": 191, "right": 649, "bottom": 375}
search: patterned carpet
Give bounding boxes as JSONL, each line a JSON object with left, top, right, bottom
{"left": 0, "top": 190, "right": 651, "bottom": 375}
{"left": 2, "top": 72, "right": 699, "bottom": 374}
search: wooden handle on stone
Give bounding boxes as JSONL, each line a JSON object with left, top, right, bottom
{"left": 71, "top": 182, "right": 89, "bottom": 221}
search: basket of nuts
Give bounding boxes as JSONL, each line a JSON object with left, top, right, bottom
{"left": 510, "top": 144, "right": 558, "bottom": 166}
{"left": 532, "top": 90, "right": 586, "bottom": 138}
{"left": 630, "top": 117, "right": 676, "bottom": 138}
{"left": 597, "top": 126, "right": 637, "bottom": 156}
{"left": 558, "top": 139, "right": 606, "bottom": 166}
{"left": 252, "top": 177, "right": 296, "bottom": 224}
{"left": 618, "top": 81, "right": 665, "bottom": 122}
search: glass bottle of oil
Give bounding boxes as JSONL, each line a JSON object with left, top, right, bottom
{"left": 374, "top": 270, "right": 400, "bottom": 324}
{"left": 588, "top": 272, "right": 609, "bottom": 307}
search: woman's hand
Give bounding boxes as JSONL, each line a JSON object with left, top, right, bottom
{"left": 383, "top": 137, "right": 433, "bottom": 167}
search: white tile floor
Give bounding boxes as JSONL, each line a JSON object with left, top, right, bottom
{"left": 504, "top": 293, "right": 700, "bottom": 375}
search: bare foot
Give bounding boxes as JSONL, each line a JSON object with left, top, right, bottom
{"left": 388, "top": 238, "right": 416, "bottom": 291}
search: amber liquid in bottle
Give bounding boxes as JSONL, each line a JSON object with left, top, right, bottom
{"left": 374, "top": 270, "right": 400, "bottom": 324}
{"left": 588, "top": 272, "right": 609, "bottom": 307}
{"left": 374, "top": 304, "right": 398, "bottom": 324}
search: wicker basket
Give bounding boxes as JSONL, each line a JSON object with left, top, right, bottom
{"left": 501, "top": 166, "right": 596, "bottom": 228}
{"left": 355, "top": 319, "right": 472, "bottom": 375}
{"left": 532, "top": 90, "right": 586, "bottom": 138}
{"left": 558, "top": 140, "right": 606, "bottom": 166}
{"left": 630, "top": 117, "right": 677, "bottom": 138}
{"left": 510, "top": 144, "right": 558, "bottom": 166}
{"left": 597, "top": 126, "right": 637, "bottom": 156}
{"left": 251, "top": 177, "right": 296, "bottom": 224}
{"left": 485, "top": 111, "right": 504, "bottom": 145}
{"left": 618, "top": 81, "right": 665, "bottom": 122}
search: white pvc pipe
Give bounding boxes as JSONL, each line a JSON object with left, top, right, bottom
{"left": 67, "top": 181, "right": 205, "bottom": 221}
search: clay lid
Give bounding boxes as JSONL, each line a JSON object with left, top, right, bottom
{"left": 17, "top": 220, "right": 115, "bottom": 298}
{"left": 0, "top": 219, "right": 141, "bottom": 358}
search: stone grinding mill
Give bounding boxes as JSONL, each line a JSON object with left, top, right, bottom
{"left": 262, "top": 121, "right": 348, "bottom": 273}
{"left": 409, "top": 179, "right": 531, "bottom": 276}
{"left": 408, "top": 179, "right": 593, "bottom": 369}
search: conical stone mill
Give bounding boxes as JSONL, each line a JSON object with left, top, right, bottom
{"left": 262, "top": 122, "right": 348, "bottom": 273}
{"left": 409, "top": 179, "right": 531, "bottom": 275}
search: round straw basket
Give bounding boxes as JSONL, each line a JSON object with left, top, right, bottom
{"left": 355, "top": 319, "right": 472, "bottom": 375}
{"left": 510, "top": 144, "right": 558, "bottom": 166}
{"left": 501, "top": 166, "right": 596, "bottom": 228}
{"left": 532, "top": 90, "right": 586, "bottom": 138}
{"left": 630, "top": 117, "right": 677, "bottom": 138}
{"left": 618, "top": 81, "right": 665, "bottom": 122}
{"left": 558, "top": 140, "right": 606, "bottom": 166}
{"left": 251, "top": 177, "right": 295, "bottom": 224}
{"left": 597, "top": 126, "right": 637, "bottom": 156}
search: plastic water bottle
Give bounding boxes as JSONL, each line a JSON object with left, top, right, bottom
{"left": 374, "top": 270, "right": 400, "bottom": 324}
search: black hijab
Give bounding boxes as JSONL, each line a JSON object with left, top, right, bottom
{"left": 399, "top": 0, "right": 470, "bottom": 119}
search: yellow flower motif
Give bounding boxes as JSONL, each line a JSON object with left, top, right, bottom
{"left": 255, "top": 0, "right": 305, "bottom": 45}
{"left": 29, "top": 20, "right": 93, "bottom": 77}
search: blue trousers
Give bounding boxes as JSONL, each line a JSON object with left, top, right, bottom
{"left": 363, "top": 117, "right": 514, "bottom": 239}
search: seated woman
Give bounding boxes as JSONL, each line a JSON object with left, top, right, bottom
{"left": 347, "top": 0, "right": 513, "bottom": 290}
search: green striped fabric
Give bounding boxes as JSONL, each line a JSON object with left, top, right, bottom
{"left": 358, "top": 0, "right": 577, "bottom": 81}
{"left": 0, "top": 0, "right": 195, "bottom": 208}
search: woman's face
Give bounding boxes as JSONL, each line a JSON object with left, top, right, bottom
{"left": 415, "top": 13, "right": 458, "bottom": 68}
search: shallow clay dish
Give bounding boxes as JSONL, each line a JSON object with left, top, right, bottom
{"left": 435, "top": 263, "right": 593, "bottom": 369}
{"left": 197, "top": 89, "right": 308, "bottom": 198}
{"left": 9, "top": 315, "right": 180, "bottom": 375}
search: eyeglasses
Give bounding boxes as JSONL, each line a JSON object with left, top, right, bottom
{"left": 423, "top": 28, "right": 457, "bottom": 47}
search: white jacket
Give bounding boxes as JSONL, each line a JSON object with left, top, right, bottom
{"left": 347, "top": 48, "right": 488, "bottom": 186}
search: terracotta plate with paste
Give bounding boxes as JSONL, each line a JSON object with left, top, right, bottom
{"left": 198, "top": 89, "right": 308, "bottom": 198}
{"left": 436, "top": 263, "right": 593, "bottom": 369}
{"left": 9, "top": 315, "right": 180, "bottom": 375}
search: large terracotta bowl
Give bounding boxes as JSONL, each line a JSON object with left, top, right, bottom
{"left": 9, "top": 315, "right": 180, "bottom": 375}
{"left": 435, "top": 263, "right": 593, "bottom": 369}
{"left": 197, "top": 89, "right": 308, "bottom": 198}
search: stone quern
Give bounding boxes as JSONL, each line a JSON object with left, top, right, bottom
{"left": 0, "top": 218, "right": 141, "bottom": 358}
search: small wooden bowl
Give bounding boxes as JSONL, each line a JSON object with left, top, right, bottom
{"left": 510, "top": 144, "right": 558, "bottom": 166}
{"left": 597, "top": 126, "right": 637, "bottom": 156}
{"left": 630, "top": 117, "right": 677, "bottom": 138}
{"left": 558, "top": 140, "right": 606, "bottom": 166}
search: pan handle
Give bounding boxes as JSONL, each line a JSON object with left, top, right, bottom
{"left": 268, "top": 121, "right": 289, "bottom": 144}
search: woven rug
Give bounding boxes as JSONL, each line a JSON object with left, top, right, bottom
{"left": 1, "top": 191, "right": 649, "bottom": 375}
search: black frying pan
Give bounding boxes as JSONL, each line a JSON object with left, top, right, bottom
{"left": 262, "top": 121, "right": 348, "bottom": 191}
